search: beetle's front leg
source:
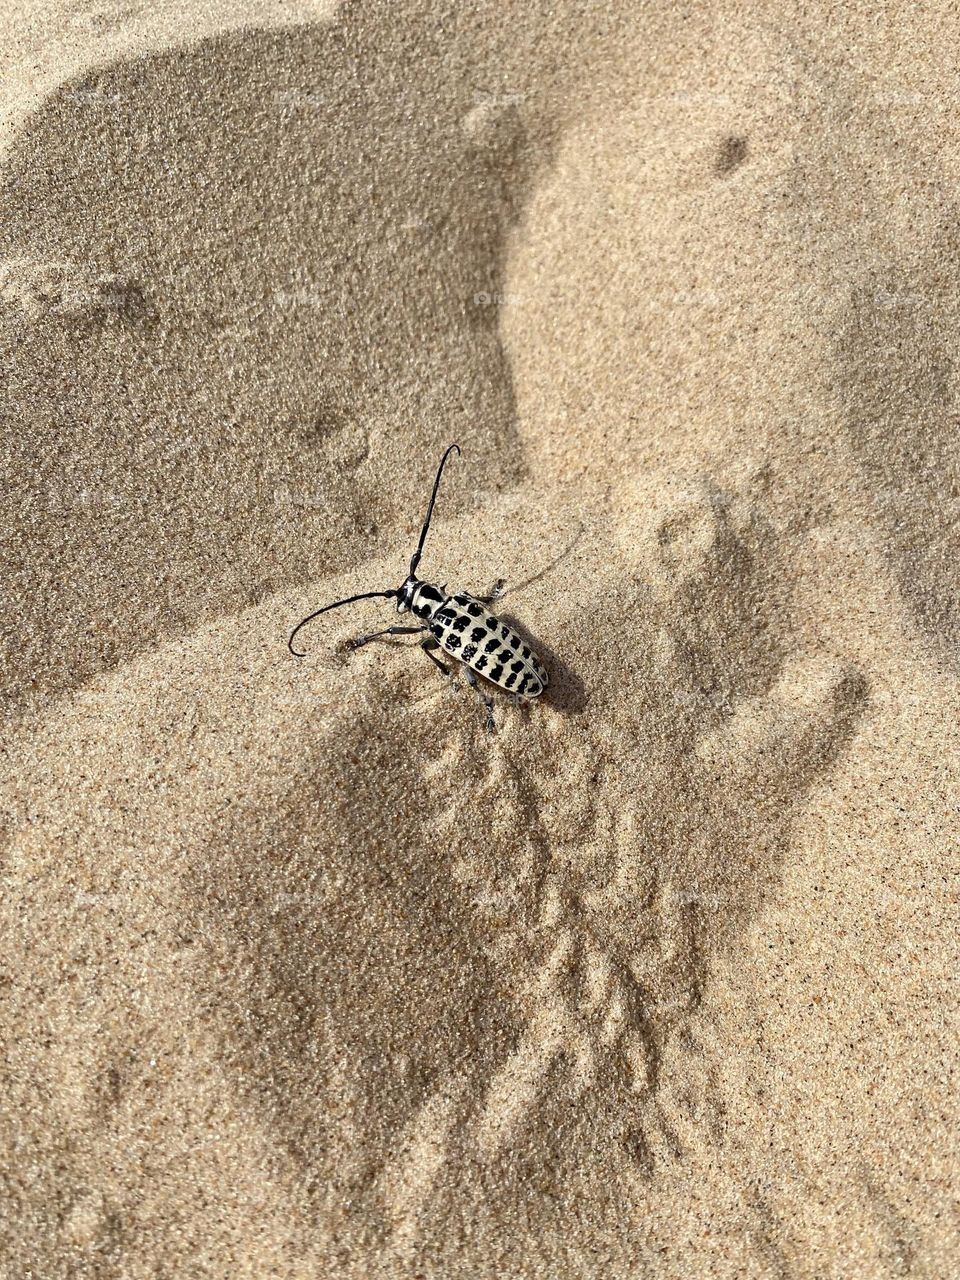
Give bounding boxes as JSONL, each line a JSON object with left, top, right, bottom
{"left": 347, "top": 625, "right": 426, "bottom": 650}
{"left": 420, "top": 635, "right": 453, "bottom": 680}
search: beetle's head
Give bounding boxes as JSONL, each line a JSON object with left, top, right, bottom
{"left": 397, "top": 577, "right": 447, "bottom": 620}
{"left": 396, "top": 576, "right": 418, "bottom": 614}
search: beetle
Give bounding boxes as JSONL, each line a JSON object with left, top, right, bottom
{"left": 288, "top": 444, "right": 548, "bottom": 731}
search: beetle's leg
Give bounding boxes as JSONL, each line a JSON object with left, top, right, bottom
{"left": 474, "top": 577, "right": 505, "bottom": 605}
{"left": 463, "top": 666, "right": 496, "bottom": 733}
{"left": 348, "top": 625, "right": 426, "bottom": 650}
{"left": 420, "top": 635, "right": 452, "bottom": 680}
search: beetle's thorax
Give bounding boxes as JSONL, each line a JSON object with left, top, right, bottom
{"left": 396, "top": 576, "right": 446, "bottom": 619}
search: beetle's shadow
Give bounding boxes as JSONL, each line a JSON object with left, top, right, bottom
{"left": 497, "top": 525, "right": 585, "bottom": 602}
{"left": 494, "top": 524, "right": 587, "bottom": 713}
{"left": 495, "top": 612, "right": 586, "bottom": 714}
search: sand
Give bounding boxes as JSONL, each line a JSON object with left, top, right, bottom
{"left": 1, "top": 1, "right": 958, "bottom": 1275}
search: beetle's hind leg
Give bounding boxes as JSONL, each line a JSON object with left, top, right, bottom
{"left": 463, "top": 666, "right": 496, "bottom": 733}
{"left": 421, "top": 635, "right": 453, "bottom": 680}
{"left": 347, "top": 624, "right": 426, "bottom": 650}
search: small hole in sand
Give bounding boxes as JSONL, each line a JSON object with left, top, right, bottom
{"left": 298, "top": 399, "right": 340, "bottom": 447}
{"left": 715, "top": 135, "right": 748, "bottom": 176}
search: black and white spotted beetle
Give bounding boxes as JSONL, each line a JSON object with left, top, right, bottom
{"left": 288, "top": 444, "right": 548, "bottom": 730}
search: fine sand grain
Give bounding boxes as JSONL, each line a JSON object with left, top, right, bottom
{"left": 2, "top": 2, "right": 958, "bottom": 1277}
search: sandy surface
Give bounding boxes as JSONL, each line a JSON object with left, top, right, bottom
{"left": 2, "top": 1, "right": 958, "bottom": 1276}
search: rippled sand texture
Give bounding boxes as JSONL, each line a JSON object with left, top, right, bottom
{"left": 2, "top": 2, "right": 959, "bottom": 1277}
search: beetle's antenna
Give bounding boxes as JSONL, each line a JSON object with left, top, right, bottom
{"left": 409, "top": 443, "right": 461, "bottom": 579}
{"left": 288, "top": 590, "right": 397, "bottom": 657}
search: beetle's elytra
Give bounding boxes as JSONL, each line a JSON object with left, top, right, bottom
{"left": 288, "top": 445, "right": 548, "bottom": 730}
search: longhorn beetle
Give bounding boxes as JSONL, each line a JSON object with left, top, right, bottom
{"left": 288, "top": 444, "right": 548, "bottom": 731}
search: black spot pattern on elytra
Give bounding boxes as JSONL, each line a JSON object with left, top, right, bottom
{"left": 452, "top": 614, "right": 470, "bottom": 633}
{"left": 510, "top": 659, "right": 523, "bottom": 673}
{"left": 528, "top": 681, "right": 541, "bottom": 695}
{"left": 446, "top": 634, "right": 462, "bottom": 651}
{"left": 505, "top": 670, "right": 518, "bottom": 689}
{"left": 470, "top": 627, "right": 486, "bottom": 643}
{"left": 466, "top": 602, "right": 482, "bottom": 617}
{"left": 462, "top": 643, "right": 476, "bottom": 661}
{"left": 484, "top": 637, "right": 499, "bottom": 654}
{"left": 499, "top": 649, "right": 513, "bottom": 666}
{"left": 522, "top": 646, "right": 530, "bottom": 659}
{"left": 435, "top": 609, "right": 455, "bottom": 626}
{"left": 509, "top": 635, "right": 520, "bottom": 650}
{"left": 518, "top": 674, "right": 531, "bottom": 693}
{"left": 489, "top": 664, "right": 504, "bottom": 682}
{"left": 475, "top": 654, "right": 488, "bottom": 671}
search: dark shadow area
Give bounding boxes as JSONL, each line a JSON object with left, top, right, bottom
{"left": 498, "top": 524, "right": 585, "bottom": 600}
{"left": 834, "top": 233, "right": 960, "bottom": 664}
{"left": 496, "top": 609, "right": 587, "bottom": 714}
{"left": 184, "top": 694, "right": 517, "bottom": 1262}
{"left": 0, "top": 0, "right": 589, "bottom": 709}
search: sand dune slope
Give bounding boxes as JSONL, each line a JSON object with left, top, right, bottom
{"left": 4, "top": 475, "right": 957, "bottom": 1276}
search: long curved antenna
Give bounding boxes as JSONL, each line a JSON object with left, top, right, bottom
{"left": 288, "top": 590, "right": 397, "bottom": 657}
{"left": 409, "top": 443, "right": 461, "bottom": 578}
